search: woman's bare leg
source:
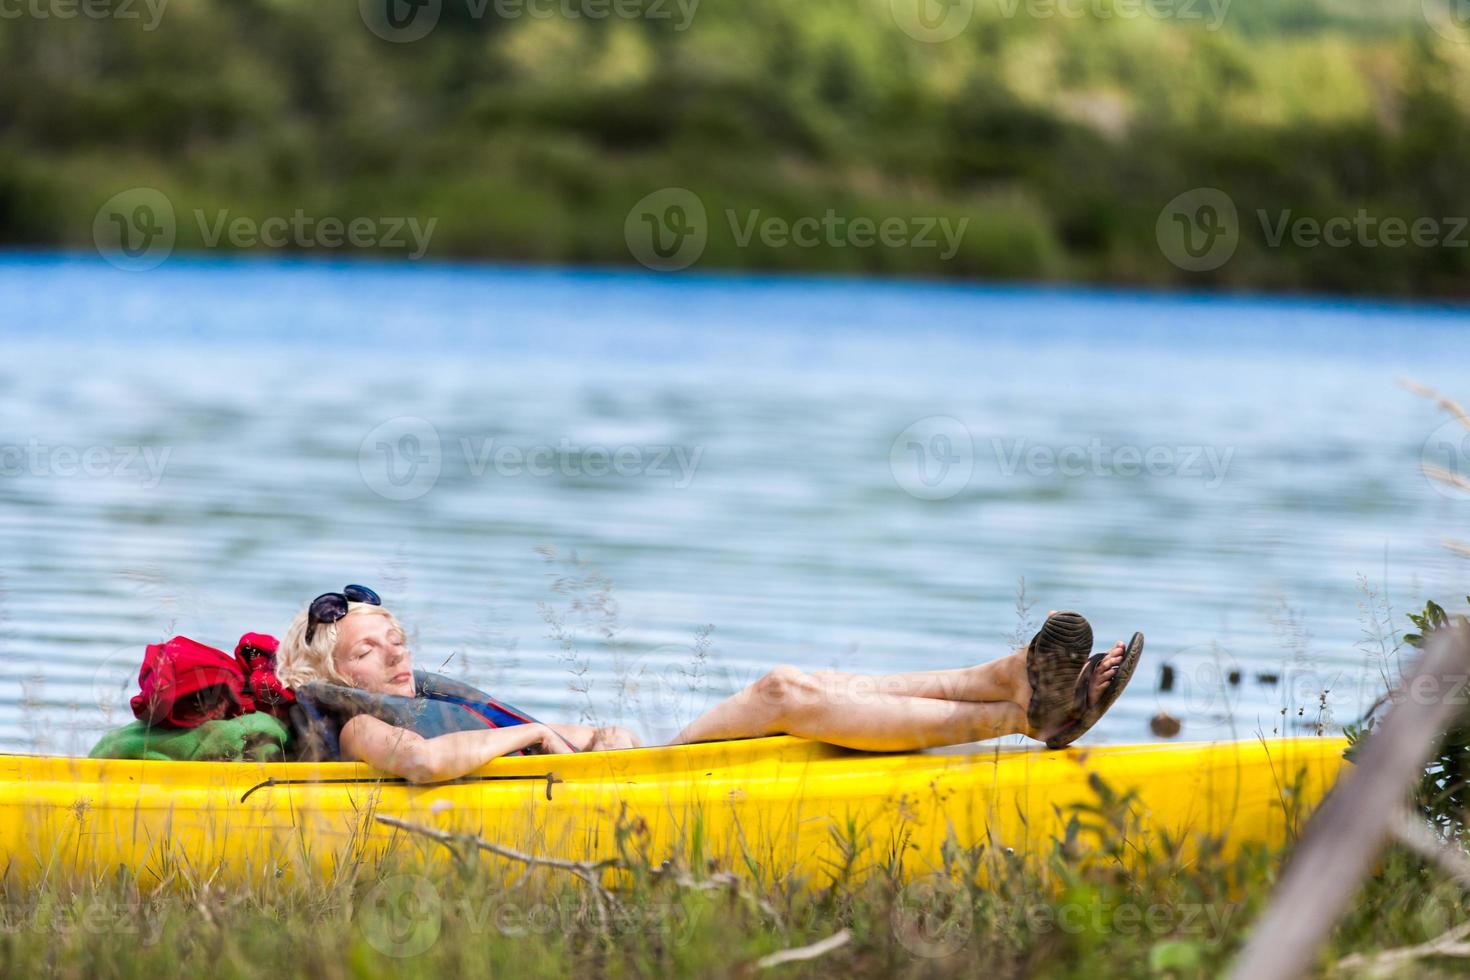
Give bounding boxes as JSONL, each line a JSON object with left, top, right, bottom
{"left": 669, "top": 666, "right": 1029, "bottom": 750}
{"left": 669, "top": 644, "right": 1128, "bottom": 750}
{"left": 812, "top": 639, "right": 1129, "bottom": 704}
{"left": 811, "top": 651, "right": 1024, "bottom": 704}
{"left": 806, "top": 612, "right": 1078, "bottom": 704}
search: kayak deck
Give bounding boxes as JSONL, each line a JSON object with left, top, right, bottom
{"left": 0, "top": 735, "right": 1347, "bottom": 888}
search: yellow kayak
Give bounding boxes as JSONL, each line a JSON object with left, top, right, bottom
{"left": 0, "top": 735, "right": 1346, "bottom": 888}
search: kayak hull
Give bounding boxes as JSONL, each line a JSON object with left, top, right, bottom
{"left": 0, "top": 736, "right": 1346, "bottom": 888}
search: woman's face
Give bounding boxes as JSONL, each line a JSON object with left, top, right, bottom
{"left": 331, "top": 612, "right": 415, "bottom": 696}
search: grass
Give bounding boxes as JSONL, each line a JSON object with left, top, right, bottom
{"left": 4, "top": 591, "right": 1468, "bottom": 979}
{"left": 0, "top": 763, "right": 1466, "bottom": 980}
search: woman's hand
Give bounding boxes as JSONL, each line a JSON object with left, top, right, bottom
{"left": 586, "top": 725, "right": 642, "bottom": 751}
{"left": 529, "top": 724, "right": 576, "bottom": 755}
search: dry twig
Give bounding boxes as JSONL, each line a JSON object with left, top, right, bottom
{"left": 755, "top": 929, "right": 852, "bottom": 969}
{"left": 375, "top": 814, "right": 784, "bottom": 930}
{"left": 376, "top": 814, "right": 620, "bottom": 923}
{"left": 1400, "top": 378, "right": 1470, "bottom": 428}
{"left": 1336, "top": 920, "right": 1470, "bottom": 975}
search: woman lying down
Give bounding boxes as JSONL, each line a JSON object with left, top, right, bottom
{"left": 274, "top": 585, "right": 1144, "bottom": 784}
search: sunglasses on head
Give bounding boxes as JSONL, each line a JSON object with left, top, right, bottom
{"left": 305, "top": 584, "right": 382, "bottom": 644}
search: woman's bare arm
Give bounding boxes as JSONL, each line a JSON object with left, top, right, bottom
{"left": 339, "top": 715, "right": 572, "bottom": 784}
{"left": 543, "top": 722, "right": 643, "bottom": 751}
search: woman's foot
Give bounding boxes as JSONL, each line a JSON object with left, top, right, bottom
{"left": 1021, "top": 611, "right": 1095, "bottom": 737}
{"left": 1043, "top": 632, "right": 1145, "bottom": 749}
{"left": 1016, "top": 638, "right": 1128, "bottom": 742}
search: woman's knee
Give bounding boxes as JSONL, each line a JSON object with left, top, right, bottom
{"left": 751, "top": 665, "right": 821, "bottom": 708}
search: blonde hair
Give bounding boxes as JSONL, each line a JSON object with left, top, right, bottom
{"left": 274, "top": 601, "right": 410, "bottom": 689}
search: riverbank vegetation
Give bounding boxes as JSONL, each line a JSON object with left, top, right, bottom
{"left": 3, "top": 0, "right": 1470, "bottom": 296}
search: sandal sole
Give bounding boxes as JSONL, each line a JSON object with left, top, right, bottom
{"left": 1044, "top": 630, "right": 1144, "bottom": 750}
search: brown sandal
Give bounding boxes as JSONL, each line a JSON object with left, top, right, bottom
{"left": 1044, "top": 631, "right": 1145, "bottom": 750}
{"left": 1024, "top": 611, "right": 1095, "bottom": 740}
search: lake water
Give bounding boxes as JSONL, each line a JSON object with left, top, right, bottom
{"left": 2, "top": 252, "right": 1468, "bottom": 755}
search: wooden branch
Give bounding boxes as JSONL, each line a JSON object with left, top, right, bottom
{"left": 376, "top": 814, "right": 619, "bottom": 874}
{"left": 376, "top": 814, "right": 783, "bottom": 929}
{"left": 1229, "top": 624, "right": 1470, "bottom": 980}
{"left": 1336, "top": 920, "right": 1470, "bottom": 975}
{"left": 755, "top": 929, "right": 852, "bottom": 969}
{"left": 375, "top": 814, "right": 621, "bottom": 920}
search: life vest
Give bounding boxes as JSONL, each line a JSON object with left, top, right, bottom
{"left": 287, "top": 670, "right": 557, "bottom": 762}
